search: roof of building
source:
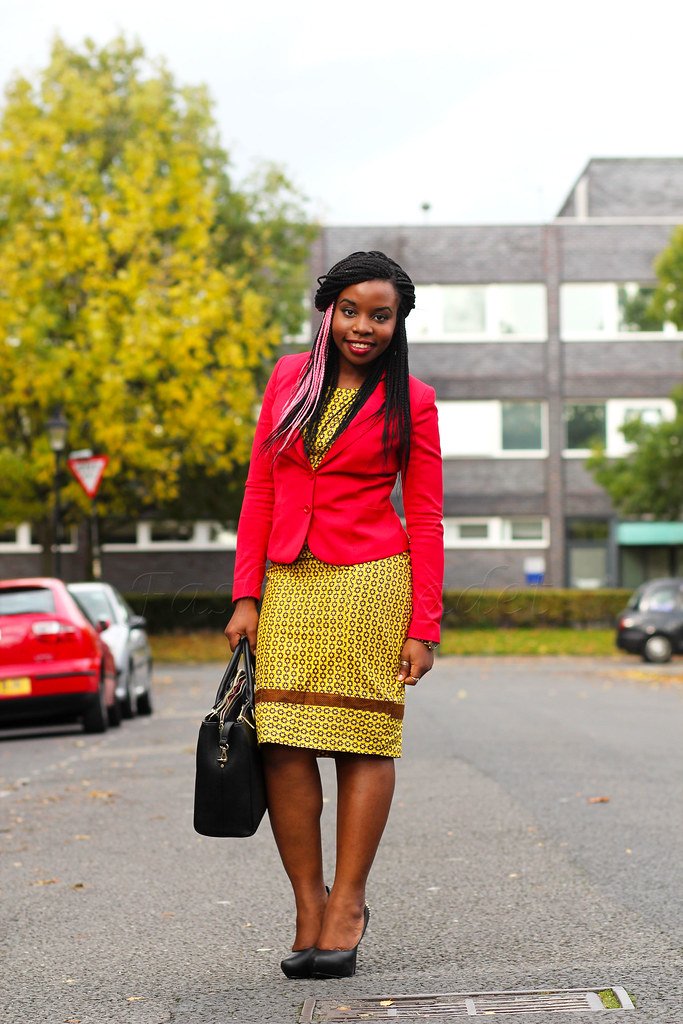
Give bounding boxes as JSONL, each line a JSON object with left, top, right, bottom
{"left": 556, "top": 157, "right": 683, "bottom": 218}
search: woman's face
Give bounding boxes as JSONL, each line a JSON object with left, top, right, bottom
{"left": 331, "top": 279, "right": 399, "bottom": 379}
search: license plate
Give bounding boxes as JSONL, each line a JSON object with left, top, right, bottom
{"left": 0, "top": 676, "right": 31, "bottom": 697}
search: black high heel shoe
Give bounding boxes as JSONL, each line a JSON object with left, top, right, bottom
{"left": 280, "top": 946, "right": 315, "bottom": 979}
{"left": 310, "top": 904, "right": 370, "bottom": 979}
{"left": 280, "top": 886, "right": 330, "bottom": 979}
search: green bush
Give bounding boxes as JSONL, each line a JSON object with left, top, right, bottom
{"left": 441, "top": 588, "right": 630, "bottom": 629}
{"left": 126, "top": 587, "right": 631, "bottom": 634}
{"left": 125, "top": 591, "right": 230, "bottom": 634}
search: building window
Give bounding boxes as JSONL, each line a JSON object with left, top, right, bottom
{"left": 101, "top": 521, "right": 139, "bottom": 545}
{"left": 149, "top": 520, "right": 194, "bottom": 543}
{"left": 566, "top": 517, "right": 610, "bottom": 589}
{"left": 563, "top": 399, "right": 674, "bottom": 456}
{"left": 0, "top": 523, "right": 41, "bottom": 552}
{"left": 438, "top": 400, "right": 547, "bottom": 457}
{"left": 560, "top": 282, "right": 678, "bottom": 339}
{"left": 444, "top": 517, "right": 549, "bottom": 549}
{"left": 411, "top": 283, "right": 547, "bottom": 342}
{"left": 564, "top": 403, "right": 607, "bottom": 450}
{"left": 501, "top": 402, "right": 544, "bottom": 450}
{"left": 507, "top": 518, "right": 545, "bottom": 542}
{"left": 100, "top": 520, "right": 238, "bottom": 550}
{"left": 457, "top": 522, "right": 489, "bottom": 539}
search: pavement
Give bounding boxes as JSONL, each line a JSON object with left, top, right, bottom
{"left": 1, "top": 656, "right": 682, "bottom": 1024}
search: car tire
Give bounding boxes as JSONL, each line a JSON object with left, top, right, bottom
{"left": 136, "top": 661, "right": 154, "bottom": 716}
{"left": 121, "top": 663, "right": 136, "bottom": 719}
{"left": 82, "top": 682, "right": 109, "bottom": 734}
{"left": 642, "top": 634, "right": 673, "bottom": 664}
{"left": 108, "top": 698, "right": 123, "bottom": 728}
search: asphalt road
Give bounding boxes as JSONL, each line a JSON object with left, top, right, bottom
{"left": 1, "top": 656, "right": 682, "bottom": 1024}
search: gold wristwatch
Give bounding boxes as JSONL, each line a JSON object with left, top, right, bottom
{"left": 414, "top": 638, "right": 438, "bottom": 651}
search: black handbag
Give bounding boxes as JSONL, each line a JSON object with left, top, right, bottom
{"left": 193, "top": 636, "right": 267, "bottom": 837}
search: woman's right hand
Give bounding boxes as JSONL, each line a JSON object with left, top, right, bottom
{"left": 224, "top": 597, "right": 259, "bottom": 654}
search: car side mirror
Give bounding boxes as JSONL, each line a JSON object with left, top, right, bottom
{"left": 96, "top": 617, "right": 111, "bottom": 633}
{"left": 129, "top": 615, "right": 147, "bottom": 630}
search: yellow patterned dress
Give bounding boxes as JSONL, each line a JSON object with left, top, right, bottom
{"left": 254, "top": 387, "right": 412, "bottom": 758}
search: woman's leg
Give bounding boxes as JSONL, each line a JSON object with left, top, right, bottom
{"left": 316, "top": 753, "right": 395, "bottom": 950}
{"left": 261, "top": 743, "right": 328, "bottom": 950}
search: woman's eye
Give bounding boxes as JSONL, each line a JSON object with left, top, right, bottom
{"left": 342, "top": 307, "right": 355, "bottom": 317}
{"left": 374, "top": 314, "right": 389, "bottom": 323}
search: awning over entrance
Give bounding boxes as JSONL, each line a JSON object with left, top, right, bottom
{"left": 617, "top": 522, "right": 683, "bottom": 545}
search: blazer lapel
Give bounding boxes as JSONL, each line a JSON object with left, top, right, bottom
{"left": 292, "top": 380, "right": 386, "bottom": 468}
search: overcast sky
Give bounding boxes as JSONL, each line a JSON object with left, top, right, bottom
{"left": 1, "top": 0, "right": 682, "bottom": 225}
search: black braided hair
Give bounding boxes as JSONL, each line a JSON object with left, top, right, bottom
{"left": 265, "top": 250, "right": 415, "bottom": 468}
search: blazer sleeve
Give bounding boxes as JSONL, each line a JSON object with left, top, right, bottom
{"left": 401, "top": 385, "right": 444, "bottom": 642}
{"left": 231, "top": 358, "right": 284, "bottom": 601}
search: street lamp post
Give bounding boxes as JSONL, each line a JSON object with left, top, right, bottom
{"left": 47, "top": 408, "right": 68, "bottom": 578}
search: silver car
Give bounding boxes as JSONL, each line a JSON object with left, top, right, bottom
{"left": 68, "top": 582, "right": 153, "bottom": 717}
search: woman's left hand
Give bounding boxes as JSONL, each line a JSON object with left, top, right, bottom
{"left": 397, "top": 637, "right": 434, "bottom": 685}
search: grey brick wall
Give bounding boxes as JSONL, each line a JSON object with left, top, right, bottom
{"left": 563, "top": 341, "right": 683, "bottom": 397}
{"left": 563, "top": 461, "right": 614, "bottom": 516}
{"left": 444, "top": 549, "right": 546, "bottom": 589}
{"left": 316, "top": 225, "right": 546, "bottom": 284}
{"left": 443, "top": 460, "right": 547, "bottom": 517}
{"left": 410, "top": 343, "right": 546, "bottom": 399}
{"left": 557, "top": 223, "right": 675, "bottom": 280}
{"left": 100, "top": 551, "right": 237, "bottom": 599}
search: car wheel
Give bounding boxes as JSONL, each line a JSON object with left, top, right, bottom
{"left": 136, "top": 662, "right": 154, "bottom": 716}
{"left": 82, "top": 682, "right": 109, "bottom": 734}
{"left": 121, "top": 663, "right": 136, "bottom": 719}
{"left": 108, "top": 697, "right": 123, "bottom": 728}
{"left": 642, "top": 634, "right": 673, "bottom": 663}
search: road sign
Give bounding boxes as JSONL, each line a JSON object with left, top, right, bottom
{"left": 67, "top": 455, "right": 109, "bottom": 499}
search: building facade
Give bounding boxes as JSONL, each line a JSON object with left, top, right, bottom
{"left": 2, "top": 158, "right": 682, "bottom": 593}
{"left": 311, "top": 158, "right": 683, "bottom": 590}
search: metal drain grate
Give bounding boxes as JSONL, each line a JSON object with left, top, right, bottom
{"left": 300, "top": 986, "right": 635, "bottom": 1021}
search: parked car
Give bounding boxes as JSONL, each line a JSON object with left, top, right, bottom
{"left": 616, "top": 577, "right": 683, "bottom": 663}
{"left": 67, "top": 582, "right": 153, "bottom": 717}
{"left": 0, "top": 577, "right": 118, "bottom": 732}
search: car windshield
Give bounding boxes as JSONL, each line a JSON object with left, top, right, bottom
{"left": 68, "top": 587, "right": 115, "bottom": 625}
{"left": 0, "top": 587, "right": 55, "bottom": 616}
{"left": 639, "top": 585, "right": 682, "bottom": 613}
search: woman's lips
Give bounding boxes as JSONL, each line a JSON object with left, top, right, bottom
{"left": 345, "top": 340, "right": 375, "bottom": 355}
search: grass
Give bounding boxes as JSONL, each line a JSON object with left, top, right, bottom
{"left": 598, "top": 989, "right": 622, "bottom": 1009}
{"left": 149, "top": 627, "right": 618, "bottom": 663}
{"left": 439, "top": 627, "right": 616, "bottom": 657}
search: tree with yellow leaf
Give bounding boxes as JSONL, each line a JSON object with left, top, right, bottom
{"left": 0, "top": 36, "right": 315, "bottom": 544}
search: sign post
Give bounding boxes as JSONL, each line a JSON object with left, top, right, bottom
{"left": 67, "top": 454, "right": 109, "bottom": 580}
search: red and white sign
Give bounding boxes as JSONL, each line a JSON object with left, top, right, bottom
{"left": 67, "top": 455, "right": 109, "bottom": 499}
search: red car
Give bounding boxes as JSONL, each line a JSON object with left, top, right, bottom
{"left": 0, "top": 577, "right": 118, "bottom": 733}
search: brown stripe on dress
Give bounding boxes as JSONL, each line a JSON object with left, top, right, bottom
{"left": 255, "top": 687, "right": 405, "bottom": 720}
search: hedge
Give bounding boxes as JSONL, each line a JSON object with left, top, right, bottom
{"left": 125, "top": 587, "right": 631, "bottom": 634}
{"left": 441, "top": 588, "right": 630, "bottom": 629}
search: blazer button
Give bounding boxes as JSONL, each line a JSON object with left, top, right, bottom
{"left": 303, "top": 504, "right": 311, "bottom": 514}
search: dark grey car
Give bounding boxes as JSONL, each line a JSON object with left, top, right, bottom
{"left": 68, "top": 582, "right": 153, "bottom": 716}
{"left": 616, "top": 577, "right": 683, "bottom": 663}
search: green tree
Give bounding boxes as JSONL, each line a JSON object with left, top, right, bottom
{"left": 587, "top": 388, "right": 683, "bottom": 519}
{"left": 0, "top": 35, "right": 315, "bottom": 538}
{"left": 648, "top": 225, "right": 683, "bottom": 328}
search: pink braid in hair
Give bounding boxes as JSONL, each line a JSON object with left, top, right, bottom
{"left": 273, "top": 302, "right": 334, "bottom": 452}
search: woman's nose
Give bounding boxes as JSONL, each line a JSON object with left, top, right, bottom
{"left": 353, "top": 317, "right": 372, "bottom": 335}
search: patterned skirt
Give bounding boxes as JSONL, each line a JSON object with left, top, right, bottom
{"left": 255, "top": 546, "right": 412, "bottom": 758}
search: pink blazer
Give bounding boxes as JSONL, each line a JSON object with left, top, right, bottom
{"left": 232, "top": 352, "right": 444, "bottom": 641}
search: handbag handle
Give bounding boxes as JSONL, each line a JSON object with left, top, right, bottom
{"left": 212, "top": 635, "right": 255, "bottom": 708}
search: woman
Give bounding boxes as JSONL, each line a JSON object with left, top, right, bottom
{"left": 225, "top": 250, "right": 443, "bottom": 980}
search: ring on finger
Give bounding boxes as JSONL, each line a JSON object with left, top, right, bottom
{"left": 399, "top": 659, "right": 410, "bottom": 667}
